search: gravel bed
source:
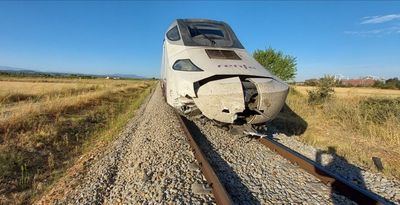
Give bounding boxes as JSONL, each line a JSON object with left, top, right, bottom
{"left": 37, "top": 84, "right": 397, "bottom": 204}
{"left": 274, "top": 133, "right": 400, "bottom": 204}
{"left": 187, "top": 117, "right": 354, "bottom": 205}
{"left": 37, "top": 85, "right": 214, "bottom": 204}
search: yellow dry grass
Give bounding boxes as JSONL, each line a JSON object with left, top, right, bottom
{"left": 0, "top": 81, "right": 94, "bottom": 95}
{"left": 285, "top": 87, "right": 400, "bottom": 179}
{"left": 0, "top": 78, "right": 142, "bottom": 104}
{"left": 0, "top": 82, "right": 145, "bottom": 123}
{"left": 0, "top": 76, "right": 156, "bottom": 204}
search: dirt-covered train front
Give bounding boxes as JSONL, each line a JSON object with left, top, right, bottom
{"left": 161, "top": 19, "right": 289, "bottom": 124}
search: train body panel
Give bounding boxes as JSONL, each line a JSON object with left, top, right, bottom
{"left": 161, "top": 19, "right": 289, "bottom": 124}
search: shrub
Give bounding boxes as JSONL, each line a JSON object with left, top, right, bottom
{"left": 372, "top": 78, "right": 400, "bottom": 90}
{"left": 386, "top": 77, "right": 400, "bottom": 89}
{"left": 307, "top": 75, "right": 335, "bottom": 105}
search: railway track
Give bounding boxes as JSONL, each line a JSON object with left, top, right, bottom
{"left": 176, "top": 112, "right": 233, "bottom": 205}
{"left": 174, "top": 111, "right": 388, "bottom": 205}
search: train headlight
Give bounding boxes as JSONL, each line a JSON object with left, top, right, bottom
{"left": 173, "top": 59, "right": 203, "bottom": 72}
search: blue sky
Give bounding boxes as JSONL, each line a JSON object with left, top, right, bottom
{"left": 0, "top": 1, "right": 399, "bottom": 81}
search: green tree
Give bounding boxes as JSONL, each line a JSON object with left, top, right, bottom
{"left": 386, "top": 78, "right": 400, "bottom": 89}
{"left": 253, "top": 47, "right": 297, "bottom": 81}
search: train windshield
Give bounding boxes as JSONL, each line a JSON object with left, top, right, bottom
{"left": 178, "top": 20, "right": 244, "bottom": 49}
{"left": 189, "top": 25, "right": 225, "bottom": 38}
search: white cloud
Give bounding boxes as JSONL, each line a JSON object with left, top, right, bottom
{"left": 361, "top": 14, "right": 400, "bottom": 24}
{"left": 344, "top": 26, "right": 400, "bottom": 36}
{"left": 344, "top": 29, "right": 384, "bottom": 35}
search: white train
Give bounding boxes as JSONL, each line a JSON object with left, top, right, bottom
{"left": 161, "top": 19, "right": 289, "bottom": 125}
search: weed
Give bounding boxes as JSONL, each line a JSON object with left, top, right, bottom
{"left": 0, "top": 150, "right": 24, "bottom": 180}
{"left": 307, "top": 75, "right": 336, "bottom": 105}
{"left": 288, "top": 86, "right": 302, "bottom": 96}
{"left": 360, "top": 97, "right": 400, "bottom": 123}
{"left": 19, "top": 164, "right": 30, "bottom": 189}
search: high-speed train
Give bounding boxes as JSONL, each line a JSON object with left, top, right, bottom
{"left": 161, "top": 19, "right": 289, "bottom": 125}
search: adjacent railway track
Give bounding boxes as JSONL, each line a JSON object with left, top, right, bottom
{"left": 258, "top": 137, "right": 386, "bottom": 205}
{"left": 175, "top": 111, "right": 388, "bottom": 205}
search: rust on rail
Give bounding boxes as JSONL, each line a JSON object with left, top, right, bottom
{"left": 258, "top": 137, "right": 386, "bottom": 205}
{"left": 175, "top": 113, "right": 233, "bottom": 205}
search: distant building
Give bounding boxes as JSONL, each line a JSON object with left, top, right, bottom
{"left": 341, "top": 77, "right": 376, "bottom": 87}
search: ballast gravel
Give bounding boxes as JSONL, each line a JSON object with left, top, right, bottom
{"left": 275, "top": 134, "right": 400, "bottom": 204}
{"left": 187, "top": 117, "right": 354, "bottom": 204}
{"left": 37, "top": 85, "right": 214, "bottom": 204}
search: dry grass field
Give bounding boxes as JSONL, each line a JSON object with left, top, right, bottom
{"left": 282, "top": 86, "right": 400, "bottom": 179}
{"left": 0, "top": 76, "right": 155, "bottom": 204}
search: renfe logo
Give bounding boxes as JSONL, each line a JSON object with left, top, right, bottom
{"left": 217, "top": 64, "right": 256, "bottom": 69}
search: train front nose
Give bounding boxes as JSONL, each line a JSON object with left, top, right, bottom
{"left": 193, "top": 77, "right": 245, "bottom": 123}
{"left": 246, "top": 78, "right": 289, "bottom": 124}
{"left": 192, "top": 77, "right": 289, "bottom": 124}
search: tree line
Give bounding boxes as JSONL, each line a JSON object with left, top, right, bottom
{"left": 303, "top": 77, "right": 400, "bottom": 89}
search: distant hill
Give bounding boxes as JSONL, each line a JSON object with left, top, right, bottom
{"left": 0, "top": 65, "right": 37, "bottom": 73}
{"left": 0, "top": 65, "right": 145, "bottom": 79}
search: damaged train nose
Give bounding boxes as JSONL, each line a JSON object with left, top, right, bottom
{"left": 193, "top": 77, "right": 245, "bottom": 123}
{"left": 161, "top": 19, "right": 289, "bottom": 124}
{"left": 193, "top": 77, "right": 289, "bottom": 124}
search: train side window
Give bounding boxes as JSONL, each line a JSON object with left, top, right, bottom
{"left": 167, "top": 26, "right": 181, "bottom": 41}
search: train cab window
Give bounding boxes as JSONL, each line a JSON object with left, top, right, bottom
{"left": 176, "top": 19, "right": 244, "bottom": 49}
{"left": 189, "top": 25, "right": 225, "bottom": 38}
{"left": 184, "top": 22, "right": 233, "bottom": 47}
{"left": 166, "top": 26, "right": 181, "bottom": 41}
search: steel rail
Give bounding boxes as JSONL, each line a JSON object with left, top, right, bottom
{"left": 258, "top": 137, "right": 386, "bottom": 205}
{"left": 175, "top": 113, "right": 233, "bottom": 205}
